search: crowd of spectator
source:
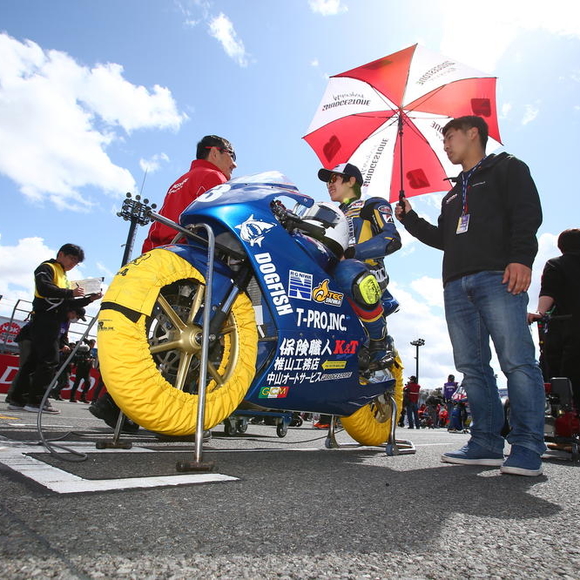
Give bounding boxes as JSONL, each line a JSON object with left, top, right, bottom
{"left": 398, "top": 374, "right": 471, "bottom": 433}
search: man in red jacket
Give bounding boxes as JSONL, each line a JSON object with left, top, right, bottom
{"left": 142, "top": 134, "right": 237, "bottom": 252}
{"left": 404, "top": 376, "right": 422, "bottom": 429}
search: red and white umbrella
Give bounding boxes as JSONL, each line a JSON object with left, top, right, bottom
{"left": 304, "top": 44, "right": 502, "bottom": 202}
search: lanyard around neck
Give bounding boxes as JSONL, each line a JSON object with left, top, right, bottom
{"left": 461, "top": 156, "right": 486, "bottom": 215}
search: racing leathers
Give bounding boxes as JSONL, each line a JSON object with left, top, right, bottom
{"left": 340, "top": 196, "right": 402, "bottom": 292}
{"left": 333, "top": 196, "right": 401, "bottom": 367}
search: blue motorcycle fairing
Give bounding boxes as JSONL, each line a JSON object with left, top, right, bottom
{"left": 180, "top": 171, "right": 313, "bottom": 220}
{"left": 293, "top": 232, "right": 339, "bottom": 272}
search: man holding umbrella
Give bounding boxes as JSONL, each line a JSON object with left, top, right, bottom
{"left": 395, "top": 115, "right": 545, "bottom": 477}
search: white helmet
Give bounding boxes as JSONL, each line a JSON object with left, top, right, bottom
{"left": 300, "top": 201, "right": 350, "bottom": 257}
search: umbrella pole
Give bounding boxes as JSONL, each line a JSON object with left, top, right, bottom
{"left": 398, "top": 114, "right": 406, "bottom": 213}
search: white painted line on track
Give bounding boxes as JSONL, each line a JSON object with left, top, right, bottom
{"left": 0, "top": 442, "right": 238, "bottom": 494}
{"left": 414, "top": 442, "right": 462, "bottom": 447}
{"left": 7, "top": 423, "right": 78, "bottom": 428}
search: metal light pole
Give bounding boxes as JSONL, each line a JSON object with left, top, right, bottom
{"left": 117, "top": 193, "right": 156, "bottom": 267}
{"left": 410, "top": 338, "right": 425, "bottom": 382}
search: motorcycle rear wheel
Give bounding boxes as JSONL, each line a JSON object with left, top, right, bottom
{"left": 97, "top": 249, "right": 258, "bottom": 436}
{"left": 341, "top": 353, "right": 404, "bottom": 446}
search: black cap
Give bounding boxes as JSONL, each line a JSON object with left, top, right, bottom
{"left": 74, "top": 306, "right": 87, "bottom": 321}
{"left": 318, "top": 163, "right": 363, "bottom": 186}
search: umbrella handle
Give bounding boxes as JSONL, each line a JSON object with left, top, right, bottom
{"left": 398, "top": 192, "right": 407, "bottom": 217}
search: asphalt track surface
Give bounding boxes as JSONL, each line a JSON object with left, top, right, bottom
{"left": 1, "top": 399, "right": 579, "bottom": 580}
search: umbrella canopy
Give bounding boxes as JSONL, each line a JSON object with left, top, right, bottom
{"left": 304, "top": 44, "right": 502, "bottom": 202}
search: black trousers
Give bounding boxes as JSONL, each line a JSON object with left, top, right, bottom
{"left": 543, "top": 321, "right": 580, "bottom": 409}
{"left": 13, "top": 316, "right": 61, "bottom": 406}
{"left": 69, "top": 364, "right": 91, "bottom": 400}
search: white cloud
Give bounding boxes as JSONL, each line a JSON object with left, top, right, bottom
{"left": 410, "top": 192, "right": 444, "bottom": 223}
{"left": 139, "top": 153, "right": 170, "bottom": 174}
{"left": 0, "top": 33, "right": 186, "bottom": 210}
{"left": 311, "top": 58, "right": 319, "bottom": 67}
{"left": 96, "top": 261, "right": 116, "bottom": 281}
{"left": 398, "top": 228, "right": 418, "bottom": 256}
{"left": 208, "top": 13, "right": 249, "bottom": 67}
{"left": 78, "top": 63, "right": 186, "bottom": 133}
{"left": 500, "top": 103, "right": 513, "bottom": 118}
{"left": 439, "top": 0, "right": 580, "bottom": 72}
{"left": 0, "top": 237, "right": 53, "bottom": 296}
{"left": 177, "top": 0, "right": 207, "bottom": 26}
{"left": 309, "top": 0, "right": 348, "bottom": 16}
{"left": 410, "top": 276, "right": 444, "bottom": 308}
{"left": 522, "top": 104, "right": 540, "bottom": 125}
{"left": 422, "top": 191, "right": 445, "bottom": 210}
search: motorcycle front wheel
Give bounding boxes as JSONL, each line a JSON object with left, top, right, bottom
{"left": 341, "top": 353, "right": 404, "bottom": 446}
{"left": 97, "top": 249, "right": 258, "bottom": 436}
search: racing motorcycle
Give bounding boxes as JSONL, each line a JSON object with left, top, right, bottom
{"left": 97, "top": 172, "right": 403, "bottom": 446}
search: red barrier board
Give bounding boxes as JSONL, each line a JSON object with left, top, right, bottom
{"left": 0, "top": 353, "right": 100, "bottom": 399}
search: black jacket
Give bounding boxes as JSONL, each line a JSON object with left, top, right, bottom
{"left": 32, "top": 259, "right": 91, "bottom": 320}
{"left": 401, "top": 152, "right": 542, "bottom": 284}
{"left": 540, "top": 252, "right": 580, "bottom": 321}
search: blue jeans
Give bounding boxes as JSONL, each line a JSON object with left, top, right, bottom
{"left": 406, "top": 401, "right": 420, "bottom": 428}
{"left": 444, "top": 271, "right": 546, "bottom": 456}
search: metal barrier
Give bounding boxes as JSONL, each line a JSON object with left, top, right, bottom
{"left": 0, "top": 298, "right": 96, "bottom": 355}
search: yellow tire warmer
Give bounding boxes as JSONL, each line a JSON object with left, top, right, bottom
{"left": 341, "top": 353, "right": 404, "bottom": 446}
{"left": 97, "top": 249, "right": 258, "bottom": 436}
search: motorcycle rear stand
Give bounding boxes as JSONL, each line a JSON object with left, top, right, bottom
{"left": 95, "top": 410, "right": 133, "bottom": 451}
{"left": 95, "top": 216, "right": 219, "bottom": 472}
{"left": 324, "top": 395, "right": 416, "bottom": 456}
{"left": 324, "top": 419, "right": 416, "bottom": 456}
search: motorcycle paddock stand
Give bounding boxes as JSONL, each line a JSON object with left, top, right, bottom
{"left": 324, "top": 395, "right": 416, "bottom": 456}
{"left": 168, "top": 220, "right": 217, "bottom": 473}
{"left": 95, "top": 410, "right": 133, "bottom": 450}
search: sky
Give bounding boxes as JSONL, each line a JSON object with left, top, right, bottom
{"left": 1, "top": 0, "right": 580, "bottom": 391}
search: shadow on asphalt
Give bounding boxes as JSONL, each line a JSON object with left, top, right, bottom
{"left": 3, "top": 445, "right": 560, "bottom": 559}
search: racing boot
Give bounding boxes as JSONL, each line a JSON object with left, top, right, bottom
{"left": 368, "top": 332, "right": 395, "bottom": 371}
{"left": 358, "top": 344, "right": 371, "bottom": 371}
